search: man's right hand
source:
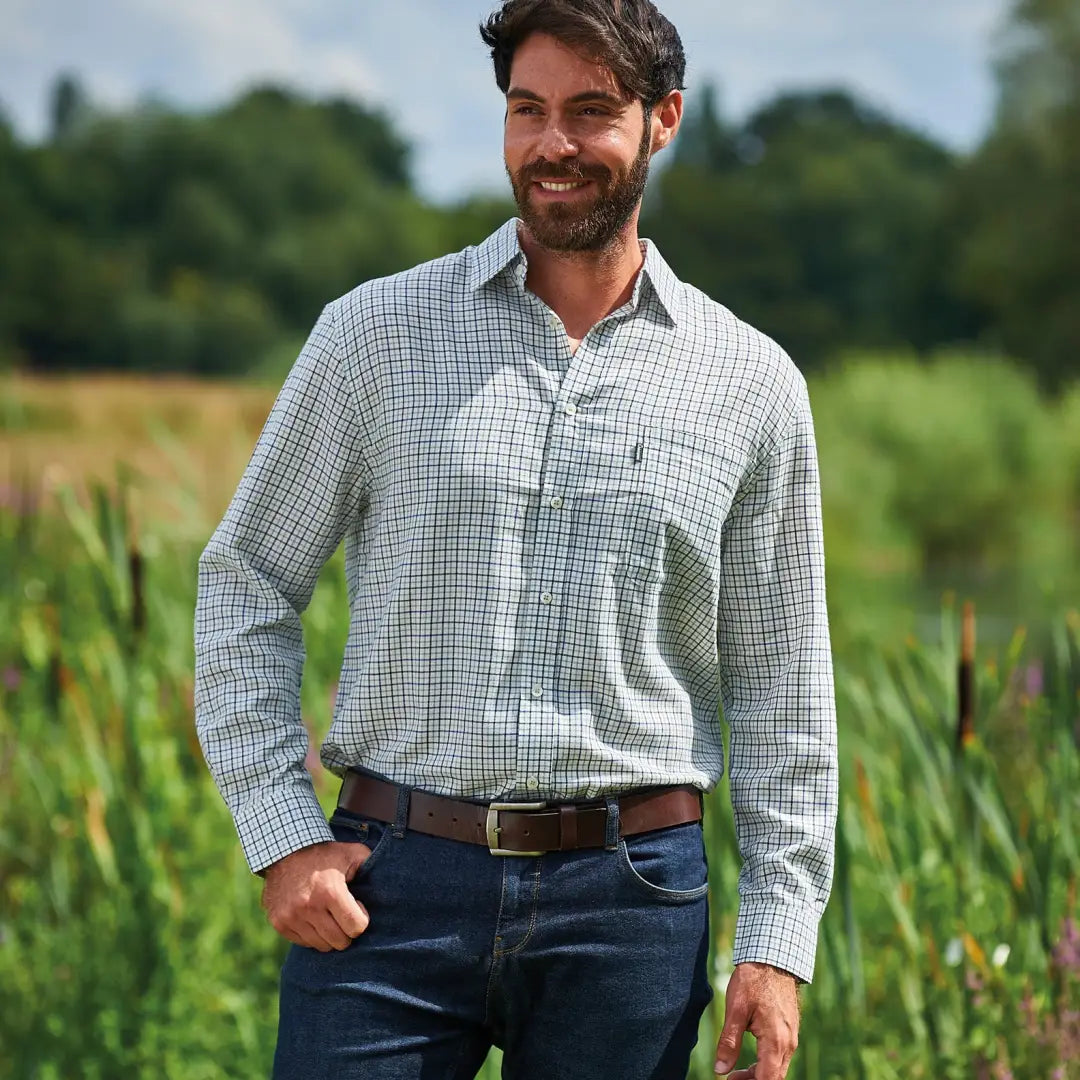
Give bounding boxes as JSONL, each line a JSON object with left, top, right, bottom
{"left": 261, "top": 840, "right": 373, "bottom": 951}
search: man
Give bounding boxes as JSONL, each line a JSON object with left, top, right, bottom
{"left": 194, "top": 2, "right": 838, "bottom": 1078}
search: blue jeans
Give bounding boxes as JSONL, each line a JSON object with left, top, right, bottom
{"left": 272, "top": 790, "right": 712, "bottom": 1080}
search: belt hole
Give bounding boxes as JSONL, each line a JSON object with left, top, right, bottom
{"left": 427, "top": 811, "right": 433, "bottom": 817}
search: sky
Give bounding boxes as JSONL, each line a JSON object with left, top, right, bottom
{"left": 0, "top": 0, "right": 1011, "bottom": 204}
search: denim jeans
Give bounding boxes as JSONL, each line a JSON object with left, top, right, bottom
{"left": 272, "top": 790, "right": 712, "bottom": 1080}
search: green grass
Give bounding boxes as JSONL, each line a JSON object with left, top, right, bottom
{"left": 1, "top": 478, "right": 1077, "bottom": 1079}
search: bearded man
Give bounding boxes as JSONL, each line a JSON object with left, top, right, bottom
{"left": 194, "top": 2, "right": 838, "bottom": 1078}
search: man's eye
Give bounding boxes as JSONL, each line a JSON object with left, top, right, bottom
{"left": 513, "top": 105, "right": 540, "bottom": 116}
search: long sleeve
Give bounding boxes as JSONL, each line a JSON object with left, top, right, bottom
{"left": 716, "top": 374, "right": 838, "bottom": 985}
{"left": 193, "top": 302, "right": 371, "bottom": 874}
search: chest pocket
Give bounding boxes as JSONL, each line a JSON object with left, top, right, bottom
{"left": 622, "top": 425, "right": 746, "bottom": 585}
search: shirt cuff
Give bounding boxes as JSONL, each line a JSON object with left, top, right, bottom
{"left": 233, "top": 779, "right": 336, "bottom": 876}
{"left": 732, "top": 894, "right": 825, "bottom": 985}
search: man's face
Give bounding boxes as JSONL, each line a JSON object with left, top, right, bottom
{"left": 504, "top": 32, "right": 654, "bottom": 253}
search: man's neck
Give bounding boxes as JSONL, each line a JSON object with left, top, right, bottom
{"left": 518, "top": 219, "right": 645, "bottom": 347}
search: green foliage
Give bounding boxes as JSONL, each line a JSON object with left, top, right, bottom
{"left": 117, "top": 275, "right": 279, "bottom": 375}
{"left": 48, "top": 73, "right": 92, "bottom": 144}
{"left": 644, "top": 87, "right": 976, "bottom": 369}
{"left": 1, "top": 467, "right": 1078, "bottom": 1079}
{"left": 951, "top": 0, "right": 1080, "bottom": 389}
{"left": 0, "top": 85, "right": 439, "bottom": 376}
{"left": 1061, "top": 383, "right": 1080, "bottom": 525}
{"left": 2, "top": 0, "right": 1080, "bottom": 386}
{"left": 809, "top": 353, "right": 1071, "bottom": 578}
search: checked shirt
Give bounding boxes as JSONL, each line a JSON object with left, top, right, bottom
{"left": 194, "top": 218, "right": 838, "bottom": 983}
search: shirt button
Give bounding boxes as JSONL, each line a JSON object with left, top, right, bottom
{"left": 526, "top": 777, "right": 540, "bottom": 791}
{"left": 540, "top": 591, "right": 553, "bottom": 604}
{"left": 549, "top": 496, "right": 564, "bottom": 509}
{"left": 563, "top": 402, "right": 578, "bottom": 416}
{"left": 531, "top": 684, "right": 544, "bottom": 698}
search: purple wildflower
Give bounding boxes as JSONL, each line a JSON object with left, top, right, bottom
{"left": 1024, "top": 662, "right": 1043, "bottom": 698}
{"left": 1020, "top": 988, "right": 1040, "bottom": 1039}
{"left": 1052, "top": 917, "right": 1080, "bottom": 974}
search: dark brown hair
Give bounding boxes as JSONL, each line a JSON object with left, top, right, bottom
{"left": 479, "top": 0, "right": 686, "bottom": 111}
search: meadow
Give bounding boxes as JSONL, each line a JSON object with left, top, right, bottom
{"left": 1, "top": 357, "right": 1078, "bottom": 1079}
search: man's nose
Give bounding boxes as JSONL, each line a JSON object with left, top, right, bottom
{"left": 535, "top": 118, "right": 578, "bottom": 161}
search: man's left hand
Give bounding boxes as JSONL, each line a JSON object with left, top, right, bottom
{"left": 713, "top": 962, "right": 800, "bottom": 1079}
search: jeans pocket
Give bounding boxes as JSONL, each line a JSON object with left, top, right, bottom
{"left": 328, "top": 809, "right": 394, "bottom": 883}
{"left": 618, "top": 822, "right": 709, "bottom": 904}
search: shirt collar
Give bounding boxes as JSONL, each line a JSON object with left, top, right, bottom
{"left": 467, "top": 218, "right": 683, "bottom": 327}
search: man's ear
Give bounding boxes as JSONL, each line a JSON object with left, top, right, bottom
{"left": 650, "top": 89, "right": 683, "bottom": 155}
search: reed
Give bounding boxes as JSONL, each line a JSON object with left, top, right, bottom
{"left": 1, "top": 483, "right": 1076, "bottom": 1079}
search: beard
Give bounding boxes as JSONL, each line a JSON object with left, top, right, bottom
{"left": 507, "top": 126, "right": 652, "bottom": 253}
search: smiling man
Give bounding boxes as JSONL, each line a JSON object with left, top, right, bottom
{"left": 194, "top": 2, "right": 838, "bottom": 1078}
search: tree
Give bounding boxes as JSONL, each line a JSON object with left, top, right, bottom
{"left": 49, "top": 73, "right": 90, "bottom": 143}
{"left": 953, "top": 0, "right": 1080, "bottom": 388}
{"left": 0, "top": 81, "right": 442, "bottom": 374}
{"left": 644, "top": 88, "right": 973, "bottom": 369}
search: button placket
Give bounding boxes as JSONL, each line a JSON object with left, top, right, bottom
{"left": 517, "top": 403, "right": 577, "bottom": 796}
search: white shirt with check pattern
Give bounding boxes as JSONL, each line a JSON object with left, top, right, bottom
{"left": 194, "top": 217, "right": 838, "bottom": 983}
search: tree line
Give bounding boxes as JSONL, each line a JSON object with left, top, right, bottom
{"left": 0, "top": 0, "right": 1075, "bottom": 387}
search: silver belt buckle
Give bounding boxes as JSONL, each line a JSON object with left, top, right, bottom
{"left": 486, "top": 801, "right": 547, "bottom": 856}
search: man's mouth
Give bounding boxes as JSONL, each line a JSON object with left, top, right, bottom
{"left": 536, "top": 181, "right": 589, "bottom": 192}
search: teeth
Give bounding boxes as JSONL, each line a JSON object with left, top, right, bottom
{"left": 539, "top": 181, "right": 587, "bottom": 191}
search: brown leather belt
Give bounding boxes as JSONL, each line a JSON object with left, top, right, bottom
{"left": 337, "top": 772, "right": 703, "bottom": 855}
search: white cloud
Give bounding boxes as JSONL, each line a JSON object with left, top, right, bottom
{"left": 0, "top": 0, "right": 41, "bottom": 52}
{"left": 119, "top": 0, "right": 380, "bottom": 101}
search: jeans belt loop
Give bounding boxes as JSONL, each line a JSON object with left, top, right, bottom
{"left": 604, "top": 795, "right": 620, "bottom": 851}
{"left": 393, "top": 783, "right": 411, "bottom": 839}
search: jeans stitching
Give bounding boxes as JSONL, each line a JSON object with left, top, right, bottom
{"left": 618, "top": 839, "right": 710, "bottom": 904}
{"left": 482, "top": 859, "right": 511, "bottom": 1028}
{"left": 492, "top": 858, "right": 542, "bottom": 957}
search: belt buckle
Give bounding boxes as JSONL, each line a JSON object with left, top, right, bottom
{"left": 486, "top": 801, "right": 547, "bottom": 856}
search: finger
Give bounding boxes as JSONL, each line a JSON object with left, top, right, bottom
{"left": 329, "top": 881, "right": 370, "bottom": 941}
{"left": 278, "top": 922, "right": 329, "bottom": 951}
{"left": 282, "top": 911, "right": 336, "bottom": 954}
{"left": 310, "top": 909, "right": 354, "bottom": 951}
{"left": 340, "top": 842, "right": 374, "bottom": 881}
{"left": 714, "top": 997, "right": 749, "bottom": 1075}
{"left": 266, "top": 906, "right": 316, "bottom": 949}
{"left": 727, "top": 1066, "right": 756, "bottom": 1080}
{"left": 754, "top": 1040, "right": 788, "bottom": 1080}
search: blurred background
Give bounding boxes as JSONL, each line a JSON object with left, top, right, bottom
{"left": 1, "top": 1, "right": 1078, "bottom": 1078}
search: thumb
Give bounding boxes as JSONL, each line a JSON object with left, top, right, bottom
{"left": 714, "top": 996, "right": 748, "bottom": 1075}
{"left": 339, "top": 841, "right": 373, "bottom": 882}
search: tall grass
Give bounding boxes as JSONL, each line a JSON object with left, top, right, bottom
{"left": 1, "top": 478, "right": 1077, "bottom": 1079}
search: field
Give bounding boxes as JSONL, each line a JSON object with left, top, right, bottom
{"left": 1, "top": 367, "right": 1079, "bottom": 1078}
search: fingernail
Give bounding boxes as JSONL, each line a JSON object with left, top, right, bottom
{"left": 715, "top": 1062, "right": 730, "bottom": 1075}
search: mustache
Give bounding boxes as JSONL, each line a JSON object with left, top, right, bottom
{"left": 516, "top": 159, "right": 611, "bottom": 185}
